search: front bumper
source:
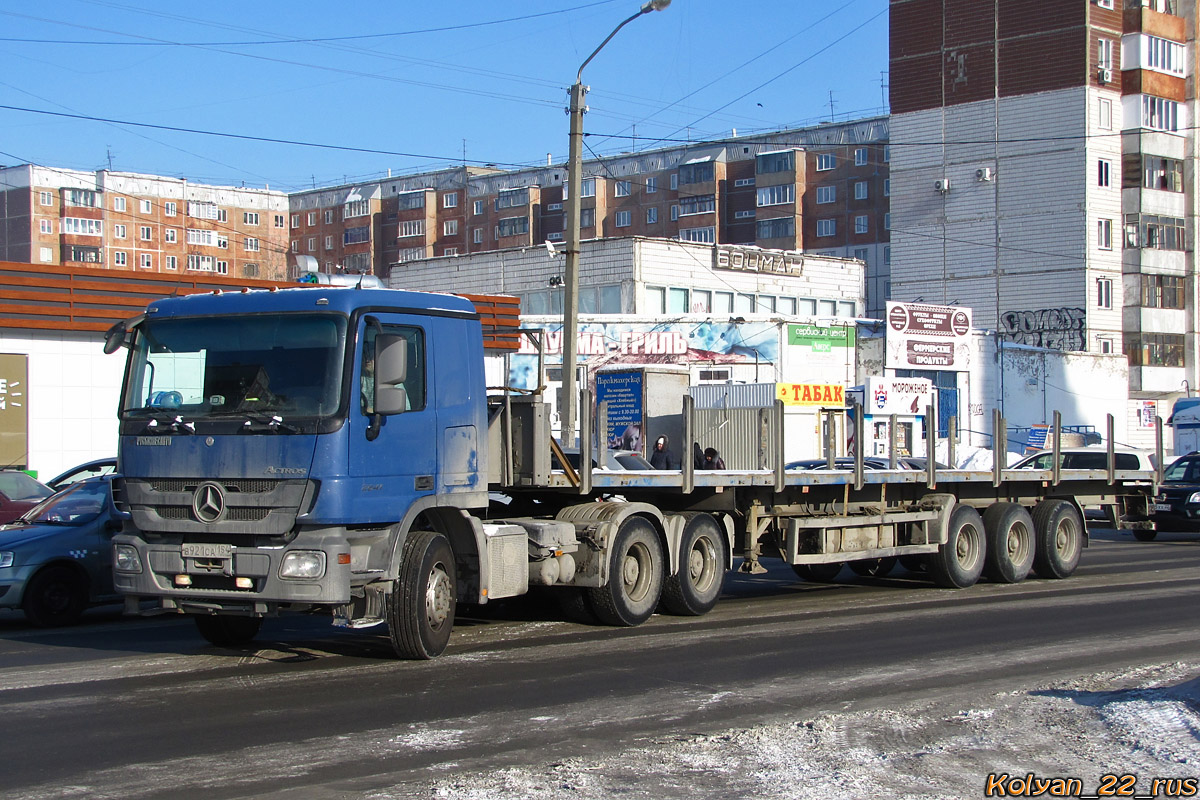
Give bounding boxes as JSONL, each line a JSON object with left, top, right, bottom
{"left": 113, "top": 529, "right": 352, "bottom": 614}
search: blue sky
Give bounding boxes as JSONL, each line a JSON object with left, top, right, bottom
{"left": 0, "top": 0, "right": 890, "bottom": 193}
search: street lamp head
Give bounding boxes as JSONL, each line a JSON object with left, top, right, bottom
{"left": 641, "top": 0, "right": 671, "bottom": 12}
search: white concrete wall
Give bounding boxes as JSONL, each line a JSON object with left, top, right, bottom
{"left": 0, "top": 330, "right": 123, "bottom": 480}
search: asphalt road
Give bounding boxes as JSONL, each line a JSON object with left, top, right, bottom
{"left": 1, "top": 528, "right": 1198, "bottom": 799}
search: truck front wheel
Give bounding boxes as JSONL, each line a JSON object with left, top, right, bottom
{"left": 388, "top": 530, "right": 456, "bottom": 659}
{"left": 661, "top": 513, "right": 724, "bottom": 616}
{"left": 587, "top": 516, "right": 663, "bottom": 627}
{"left": 929, "top": 503, "right": 986, "bottom": 588}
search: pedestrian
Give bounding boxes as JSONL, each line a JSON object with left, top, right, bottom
{"left": 701, "top": 447, "right": 726, "bottom": 470}
{"left": 649, "top": 435, "right": 676, "bottom": 470}
{"left": 692, "top": 441, "right": 705, "bottom": 470}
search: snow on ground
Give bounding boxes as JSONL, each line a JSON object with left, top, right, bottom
{"left": 391, "top": 662, "right": 1200, "bottom": 800}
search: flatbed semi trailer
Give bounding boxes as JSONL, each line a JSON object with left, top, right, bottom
{"left": 102, "top": 286, "right": 1157, "bottom": 658}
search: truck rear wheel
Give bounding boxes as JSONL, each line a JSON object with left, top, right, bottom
{"left": 587, "top": 516, "right": 663, "bottom": 627}
{"left": 1133, "top": 529, "right": 1157, "bottom": 542}
{"left": 388, "top": 530, "right": 456, "bottom": 659}
{"left": 661, "top": 514, "right": 724, "bottom": 616}
{"left": 194, "top": 615, "right": 262, "bottom": 647}
{"left": 982, "top": 502, "right": 1035, "bottom": 583}
{"left": 1032, "top": 500, "right": 1083, "bottom": 579}
{"left": 791, "top": 562, "right": 843, "bottom": 582}
{"left": 928, "top": 503, "right": 986, "bottom": 588}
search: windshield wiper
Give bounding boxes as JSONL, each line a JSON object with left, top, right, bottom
{"left": 140, "top": 416, "right": 195, "bottom": 435}
{"left": 239, "top": 412, "right": 299, "bottom": 434}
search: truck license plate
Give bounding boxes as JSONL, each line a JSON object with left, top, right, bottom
{"left": 182, "top": 543, "right": 232, "bottom": 559}
{"left": 1154, "top": 503, "right": 1172, "bottom": 512}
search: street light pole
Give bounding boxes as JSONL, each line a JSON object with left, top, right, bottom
{"left": 561, "top": 0, "right": 670, "bottom": 448}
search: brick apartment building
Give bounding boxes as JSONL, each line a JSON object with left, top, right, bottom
{"left": 0, "top": 165, "right": 290, "bottom": 280}
{"left": 286, "top": 117, "right": 893, "bottom": 317}
{"left": 889, "top": 0, "right": 1195, "bottom": 435}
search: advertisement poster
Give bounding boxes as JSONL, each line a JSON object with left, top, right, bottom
{"left": 595, "top": 371, "right": 644, "bottom": 450}
{"left": 885, "top": 301, "right": 972, "bottom": 371}
{"left": 0, "top": 354, "right": 28, "bottom": 469}
{"left": 786, "top": 324, "right": 854, "bottom": 367}
{"left": 1140, "top": 400, "right": 1158, "bottom": 429}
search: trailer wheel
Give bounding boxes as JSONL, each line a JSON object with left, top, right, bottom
{"left": 388, "top": 530, "right": 456, "bottom": 659}
{"left": 849, "top": 557, "right": 897, "bottom": 578}
{"left": 791, "top": 562, "right": 843, "bottom": 582}
{"left": 587, "top": 516, "right": 663, "bottom": 627}
{"left": 982, "top": 503, "right": 1035, "bottom": 584}
{"left": 928, "top": 503, "right": 986, "bottom": 588}
{"left": 1133, "top": 530, "right": 1158, "bottom": 542}
{"left": 661, "top": 514, "right": 724, "bottom": 616}
{"left": 23, "top": 565, "right": 88, "bottom": 627}
{"left": 1032, "top": 500, "right": 1083, "bottom": 579}
{"left": 194, "top": 615, "right": 262, "bottom": 647}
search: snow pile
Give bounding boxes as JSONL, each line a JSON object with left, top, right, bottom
{"left": 413, "top": 663, "right": 1200, "bottom": 800}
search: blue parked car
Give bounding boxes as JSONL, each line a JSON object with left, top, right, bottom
{"left": 0, "top": 475, "right": 127, "bottom": 626}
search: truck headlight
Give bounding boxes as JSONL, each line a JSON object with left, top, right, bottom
{"left": 114, "top": 544, "right": 142, "bottom": 573}
{"left": 0, "top": 552, "right": 13, "bottom": 569}
{"left": 280, "top": 551, "right": 325, "bottom": 580}
{"left": 1189, "top": 492, "right": 1200, "bottom": 505}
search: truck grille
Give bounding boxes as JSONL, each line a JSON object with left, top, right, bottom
{"left": 150, "top": 479, "right": 280, "bottom": 494}
{"left": 123, "top": 477, "right": 310, "bottom": 536}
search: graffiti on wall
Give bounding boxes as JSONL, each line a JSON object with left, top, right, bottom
{"left": 1000, "top": 307, "right": 1086, "bottom": 351}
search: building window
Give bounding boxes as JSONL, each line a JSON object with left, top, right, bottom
{"left": 496, "top": 187, "right": 529, "bottom": 210}
{"left": 1126, "top": 333, "right": 1185, "bottom": 367}
{"left": 679, "top": 226, "right": 715, "bottom": 243}
{"left": 814, "top": 186, "right": 836, "bottom": 205}
{"left": 1097, "top": 277, "right": 1113, "bottom": 309}
{"left": 615, "top": 210, "right": 631, "bottom": 228}
{"left": 756, "top": 151, "right": 794, "bottom": 174}
{"left": 274, "top": 214, "right": 284, "bottom": 228}
{"left": 1125, "top": 213, "right": 1185, "bottom": 250}
{"left": 38, "top": 219, "right": 52, "bottom": 234}
{"left": 615, "top": 180, "right": 631, "bottom": 197}
{"left": 855, "top": 215, "right": 869, "bottom": 234}
{"left": 164, "top": 228, "right": 177, "bottom": 243}
{"left": 444, "top": 247, "right": 458, "bottom": 256}
{"left": 290, "top": 240, "right": 298, "bottom": 253}
{"left": 218, "top": 209, "right": 227, "bottom": 223}
{"left": 1142, "top": 155, "right": 1184, "bottom": 192}
{"left": 855, "top": 181, "right": 868, "bottom": 200}
{"left": 399, "top": 220, "right": 425, "bottom": 238}
{"left": 756, "top": 217, "right": 794, "bottom": 239}
{"left": 217, "top": 234, "right": 228, "bottom": 250}
{"left": 397, "top": 192, "right": 425, "bottom": 211}
{"left": 307, "top": 237, "right": 316, "bottom": 251}
{"left": 734, "top": 177, "right": 756, "bottom": 187}
{"left": 1097, "top": 38, "right": 1114, "bottom": 70}
{"left": 758, "top": 185, "right": 795, "bottom": 207}
{"left": 443, "top": 192, "right": 458, "bottom": 209}
{"left": 815, "top": 153, "right": 836, "bottom": 171}
{"left": 580, "top": 178, "right": 596, "bottom": 198}
{"left": 883, "top": 245, "right": 891, "bottom": 266}
{"left": 186, "top": 202, "right": 216, "bottom": 220}
{"left": 113, "top": 224, "right": 126, "bottom": 239}
{"left": 546, "top": 202, "right": 563, "bottom": 212}
{"left": 884, "top": 213, "right": 891, "bottom": 231}
{"left": 546, "top": 231, "right": 563, "bottom": 241}
{"left": 646, "top": 176, "right": 658, "bottom": 193}
{"left": 398, "top": 247, "right": 425, "bottom": 262}
{"left": 1141, "top": 274, "right": 1185, "bottom": 309}
{"left": 670, "top": 174, "right": 678, "bottom": 191}
{"left": 473, "top": 199, "right": 484, "bottom": 215}
{"left": 580, "top": 208, "right": 595, "bottom": 228}
{"left": 817, "top": 219, "right": 836, "bottom": 237}
{"left": 733, "top": 209, "right": 755, "bottom": 220}
{"left": 39, "top": 191, "right": 54, "bottom": 206}
{"left": 473, "top": 227, "right": 483, "bottom": 244}
{"left": 344, "top": 200, "right": 369, "bottom": 219}
{"left": 854, "top": 247, "right": 869, "bottom": 263}
{"left": 646, "top": 207, "right": 658, "bottom": 224}
{"left": 679, "top": 194, "right": 716, "bottom": 215}
{"left": 1142, "top": 34, "right": 1186, "bottom": 76}
{"left": 1098, "top": 159, "right": 1111, "bottom": 187}
{"left": 245, "top": 237, "right": 261, "bottom": 252}
{"left": 140, "top": 199, "right": 152, "bottom": 214}
{"left": 322, "top": 209, "right": 334, "bottom": 224}
{"left": 854, "top": 148, "right": 868, "bottom": 166}
{"left": 325, "top": 235, "right": 333, "bottom": 250}
{"left": 139, "top": 226, "right": 151, "bottom": 240}
{"left": 165, "top": 255, "right": 177, "bottom": 270}
{"left": 243, "top": 263, "right": 259, "bottom": 278}
{"left": 343, "top": 226, "right": 369, "bottom": 245}
{"left": 671, "top": 205, "right": 679, "bottom": 221}
{"left": 883, "top": 179, "right": 890, "bottom": 197}
{"left": 440, "top": 219, "right": 457, "bottom": 236}
{"left": 113, "top": 251, "right": 127, "bottom": 267}
{"left": 496, "top": 216, "right": 530, "bottom": 237}
{"left": 291, "top": 214, "right": 300, "bottom": 228}
{"left": 64, "top": 189, "right": 98, "bottom": 208}
{"left": 112, "top": 196, "right": 125, "bottom": 212}
{"left": 140, "top": 253, "right": 153, "bottom": 269}
{"left": 1098, "top": 218, "right": 1113, "bottom": 250}
{"left": 1141, "top": 95, "right": 1179, "bottom": 132}
{"left": 63, "top": 245, "right": 101, "bottom": 263}
{"left": 1098, "top": 98, "right": 1112, "bottom": 130}
{"left": 163, "top": 201, "right": 176, "bottom": 217}
{"left": 186, "top": 254, "right": 214, "bottom": 272}
{"left": 60, "top": 218, "right": 103, "bottom": 236}
{"left": 678, "top": 162, "right": 714, "bottom": 185}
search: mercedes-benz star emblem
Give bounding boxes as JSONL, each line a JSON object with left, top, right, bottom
{"left": 192, "top": 482, "right": 226, "bottom": 523}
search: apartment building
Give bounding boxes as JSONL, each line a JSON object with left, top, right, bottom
{"left": 0, "top": 165, "right": 290, "bottom": 280}
{"left": 287, "top": 117, "right": 893, "bottom": 316}
{"left": 888, "top": 0, "right": 1194, "bottom": 437}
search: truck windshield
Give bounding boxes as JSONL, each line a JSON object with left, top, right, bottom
{"left": 121, "top": 313, "right": 347, "bottom": 420}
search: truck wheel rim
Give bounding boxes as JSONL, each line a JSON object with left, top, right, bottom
{"left": 425, "top": 563, "right": 452, "bottom": 630}
{"left": 689, "top": 537, "right": 717, "bottom": 591}
{"left": 622, "top": 543, "right": 651, "bottom": 601}
{"left": 1008, "top": 522, "right": 1030, "bottom": 562}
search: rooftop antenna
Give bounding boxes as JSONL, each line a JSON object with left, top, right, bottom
{"left": 106, "top": 146, "right": 113, "bottom": 171}
{"left": 462, "top": 138, "right": 467, "bottom": 166}
{"left": 828, "top": 90, "right": 837, "bottom": 121}
{"left": 880, "top": 71, "right": 889, "bottom": 109}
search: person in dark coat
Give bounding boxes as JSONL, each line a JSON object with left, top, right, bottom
{"left": 649, "top": 435, "right": 676, "bottom": 470}
{"left": 700, "top": 447, "right": 726, "bottom": 470}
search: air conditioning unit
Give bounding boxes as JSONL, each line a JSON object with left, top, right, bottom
{"left": 934, "top": 178, "right": 951, "bottom": 193}
{"left": 976, "top": 167, "right": 993, "bottom": 182}
{"left": 1098, "top": 68, "right": 1112, "bottom": 84}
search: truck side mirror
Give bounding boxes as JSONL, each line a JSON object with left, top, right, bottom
{"left": 373, "top": 334, "right": 408, "bottom": 416}
{"left": 102, "top": 313, "right": 145, "bottom": 355}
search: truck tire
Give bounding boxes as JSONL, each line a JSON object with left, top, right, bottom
{"left": 558, "top": 587, "right": 600, "bottom": 624}
{"left": 928, "top": 503, "right": 986, "bottom": 588}
{"left": 194, "top": 615, "right": 263, "bottom": 647}
{"left": 23, "top": 565, "right": 87, "bottom": 627}
{"left": 849, "top": 557, "right": 897, "bottom": 578}
{"left": 661, "top": 513, "right": 724, "bottom": 616}
{"left": 1133, "top": 530, "right": 1158, "bottom": 542}
{"left": 1032, "top": 500, "right": 1083, "bottom": 579}
{"left": 899, "top": 555, "right": 927, "bottom": 573}
{"left": 388, "top": 530, "right": 456, "bottom": 659}
{"left": 982, "top": 502, "right": 1035, "bottom": 584}
{"left": 587, "top": 516, "right": 663, "bottom": 627}
{"left": 791, "top": 562, "right": 843, "bottom": 582}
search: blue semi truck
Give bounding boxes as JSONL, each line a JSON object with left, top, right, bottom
{"left": 105, "top": 285, "right": 1158, "bottom": 659}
